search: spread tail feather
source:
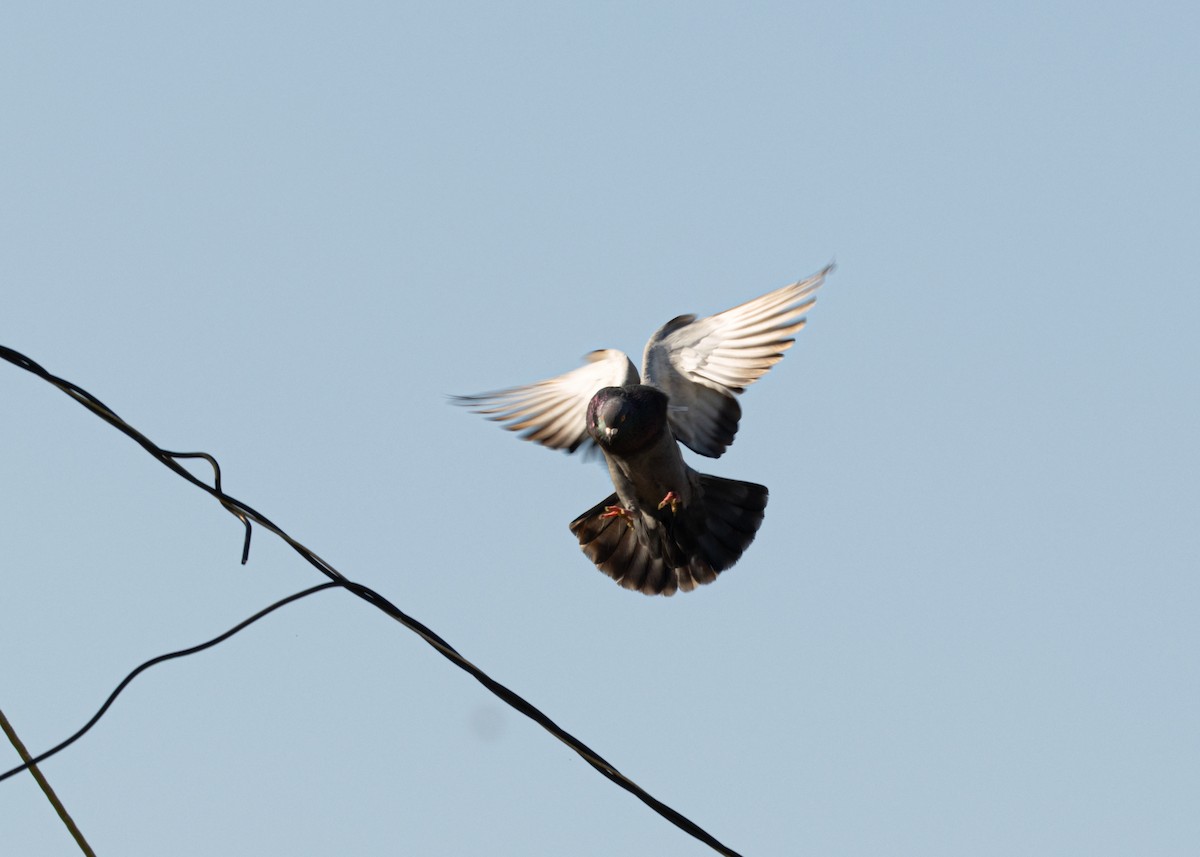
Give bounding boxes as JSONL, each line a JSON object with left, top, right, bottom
{"left": 691, "top": 474, "right": 768, "bottom": 577}
{"left": 568, "top": 475, "right": 768, "bottom": 596}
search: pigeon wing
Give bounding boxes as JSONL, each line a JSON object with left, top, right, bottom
{"left": 641, "top": 265, "right": 831, "bottom": 457}
{"left": 452, "top": 349, "right": 639, "bottom": 454}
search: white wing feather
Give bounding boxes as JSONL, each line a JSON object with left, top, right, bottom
{"left": 641, "top": 265, "right": 831, "bottom": 457}
{"left": 453, "top": 349, "right": 639, "bottom": 453}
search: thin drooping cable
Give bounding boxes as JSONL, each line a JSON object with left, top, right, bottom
{"left": 0, "top": 708, "right": 97, "bottom": 856}
{"left": 0, "top": 582, "right": 340, "bottom": 785}
{"left": 0, "top": 345, "right": 745, "bottom": 857}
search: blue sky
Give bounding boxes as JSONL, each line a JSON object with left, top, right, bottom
{"left": 2, "top": 3, "right": 1197, "bottom": 855}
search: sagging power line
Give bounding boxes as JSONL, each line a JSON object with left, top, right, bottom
{"left": 0, "top": 344, "right": 745, "bottom": 857}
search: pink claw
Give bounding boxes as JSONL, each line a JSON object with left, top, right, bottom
{"left": 657, "top": 491, "right": 680, "bottom": 514}
{"left": 600, "top": 504, "right": 635, "bottom": 528}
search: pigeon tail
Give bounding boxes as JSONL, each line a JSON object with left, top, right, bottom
{"left": 568, "top": 475, "right": 768, "bottom": 596}
{"left": 689, "top": 474, "right": 769, "bottom": 577}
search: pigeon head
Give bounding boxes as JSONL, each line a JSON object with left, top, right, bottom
{"left": 586, "top": 385, "right": 669, "bottom": 455}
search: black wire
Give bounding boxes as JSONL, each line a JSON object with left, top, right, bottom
{"left": 0, "top": 582, "right": 340, "bottom": 784}
{"left": 0, "top": 344, "right": 745, "bottom": 857}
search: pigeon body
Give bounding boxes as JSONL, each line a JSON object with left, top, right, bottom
{"left": 454, "top": 265, "right": 831, "bottom": 595}
{"left": 571, "top": 384, "right": 769, "bottom": 594}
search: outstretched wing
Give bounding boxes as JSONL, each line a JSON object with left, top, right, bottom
{"left": 452, "top": 349, "right": 639, "bottom": 453}
{"left": 642, "top": 265, "right": 832, "bottom": 458}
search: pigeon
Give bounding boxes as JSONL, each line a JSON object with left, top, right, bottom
{"left": 454, "top": 265, "right": 831, "bottom": 595}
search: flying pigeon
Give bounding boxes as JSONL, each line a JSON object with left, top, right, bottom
{"left": 454, "top": 265, "right": 831, "bottom": 595}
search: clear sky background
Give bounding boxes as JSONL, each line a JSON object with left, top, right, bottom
{"left": 2, "top": 3, "right": 1197, "bottom": 855}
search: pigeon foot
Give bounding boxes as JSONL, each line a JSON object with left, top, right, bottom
{"left": 657, "top": 491, "right": 681, "bottom": 514}
{"left": 600, "top": 504, "right": 635, "bottom": 529}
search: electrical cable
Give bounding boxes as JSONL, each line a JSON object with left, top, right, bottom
{"left": 0, "top": 583, "right": 340, "bottom": 784}
{"left": 1, "top": 344, "right": 745, "bottom": 857}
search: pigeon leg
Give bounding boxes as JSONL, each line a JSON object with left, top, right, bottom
{"left": 600, "top": 504, "right": 635, "bottom": 529}
{"left": 657, "top": 490, "right": 681, "bottom": 514}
